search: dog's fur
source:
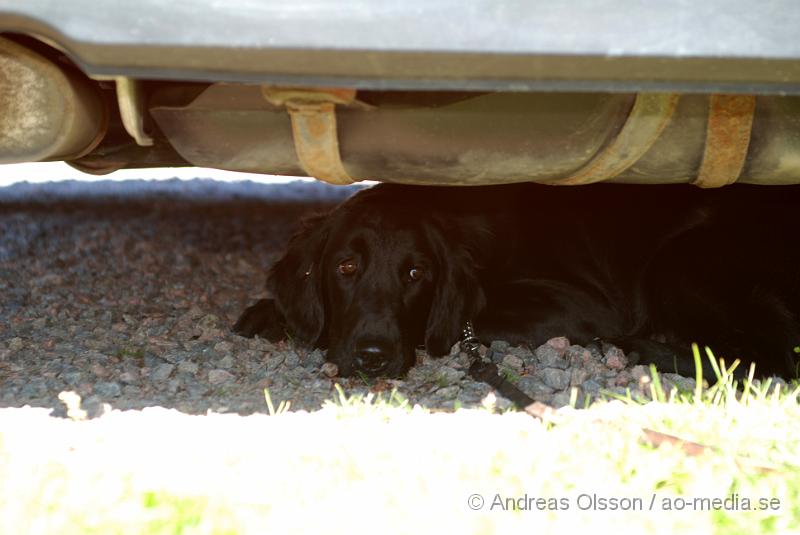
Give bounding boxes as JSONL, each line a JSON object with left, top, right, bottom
{"left": 234, "top": 183, "right": 800, "bottom": 378}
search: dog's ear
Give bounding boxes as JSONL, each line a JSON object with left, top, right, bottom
{"left": 267, "top": 213, "right": 330, "bottom": 346}
{"left": 424, "top": 216, "right": 489, "bottom": 356}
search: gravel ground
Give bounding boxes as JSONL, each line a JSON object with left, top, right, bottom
{"left": 0, "top": 178, "right": 700, "bottom": 417}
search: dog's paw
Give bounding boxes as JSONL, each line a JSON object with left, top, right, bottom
{"left": 232, "top": 299, "right": 287, "bottom": 342}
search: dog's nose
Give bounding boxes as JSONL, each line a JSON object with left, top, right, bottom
{"left": 353, "top": 343, "right": 391, "bottom": 375}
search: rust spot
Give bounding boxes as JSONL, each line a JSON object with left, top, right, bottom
{"left": 693, "top": 94, "right": 756, "bottom": 188}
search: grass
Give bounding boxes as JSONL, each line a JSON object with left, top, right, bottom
{"left": 498, "top": 365, "right": 521, "bottom": 385}
{"left": 114, "top": 347, "right": 145, "bottom": 359}
{"left": 263, "top": 388, "right": 292, "bottom": 416}
{"left": 354, "top": 370, "right": 372, "bottom": 387}
{"left": 140, "top": 491, "right": 211, "bottom": 535}
{"left": 114, "top": 347, "right": 145, "bottom": 368}
{"left": 1, "top": 345, "right": 799, "bottom": 534}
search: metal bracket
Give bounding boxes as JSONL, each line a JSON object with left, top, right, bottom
{"left": 693, "top": 94, "right": 756, "bottom": 188}
{"left": 263, "top": 87, "right": 368, "bottom": 185}
{"left": 551, "top": 93, "right": 680, "bottom": 185}
{"left": 116, "top": 77, "right": 153, "bottom": 146}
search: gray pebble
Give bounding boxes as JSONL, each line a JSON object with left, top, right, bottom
{"left": 535, "top": 344, "right": 568, "bottom": 370}
{"left": 580, "top": 378, "right": 603, "bottom": 394}
{"left": 541, "top": 368, "right": 570, "bottom": 390}
{"left": 551, "top": 390, "right": 573, "bottom": 409}
{"left": 610, "top": 369, "right": 633, "bottom": 387}
{"left": 248, "top": 337, "right": 270, "bottom": 351}
{"left": 267, "top": 352, "right": 286, "bottom": 371}
{"left": 161, "top": 350, "right": 190, "bottom": 364}
{"left": 488, "top": 349, "right": 505, "bottom": 365}
{"left": 436, "top": 385, "right": 460, "bottom": 399}
{"left": 60, "top": 371, "right": 83, "bottom": 386}
{"left": 565, "top": 345, "right": 592, "bottom": 367}
{"left": 166, "top": 379, "right": 181, "bottom": 395}
{"left": 20, "top": 379, "right": 48, "bottom": 398}
{"left": 303, "top": 349, "right": 326, "bottom": 370}
{"left": 586, "top": 343, "right": 604, "bottom": 362}
{"left": 177, "top": 360, "right": 199, "bottom": 375}
{"left": 80, "top": 395, "right": 106, "bottom": 418}
{"left": 585, "top": 360, "right": 609, "bottom": 377}
{"left": 490, "top": 340, "right": 510, "bottom": 353}
{"left": 406, "top": 364, "right": 435, "bottom": 384}
{"left": 570, "top": 367, "right": 590, "bottom": 386}
{"left": 178, "top": 360, "right": 200, "bottom": 375}
{"left": 507, "top": 346, "right": 534, "bottom": 361}
{"left": 284, "top": 352, "right": 301, "bottom": 369}
{"left": 122, "top": 385, "right": 142, "bottom": 397}
{"left": 208, "top": 369, "right": 235, "bottom": 385}
{"left": 517, "top": 376, "right": 554, "bottom": 398}
{"left": 308, "top": 378, "right": 333, "bottom": 393}
{"left": 436, "top": 366, "right": 465, "bottom": 386}
{"left": 451, "top": 352, "right": 471, "bottom": 369}
{"left": 185, "top": 383, "right": 209, "bottom": 399}
{"left": 193, "top": 347, "right": 218, "bottom": 362}
{"left": 494, "top": 395, "right": 515, "bottom": 412}
{"left": 501, "top": 354, "right": 524, "bottom": 372}
{"left": 144, "top": 354, "right": 167, "bottom": 368}
{"left": 150, "top": 363, "right": 175, "bottom": 382}
{"left": 459, "top": 381, "right": 492, "bottom": 401}
{"left": 214, "top": 341, "right": 234, "bottom": 354}
{"left": 94, "top": 381, "right": 122, "bottom": 398}
{"left": 218, "top": 355, "right": 235, "bottom": 369}
{"left": 119, "top": 364, "right": 140, "bottom": 381}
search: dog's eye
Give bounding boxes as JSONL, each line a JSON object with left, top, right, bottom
{"left": 338, "top": 260, "right": 358, "bottom": 276}
{"left": 408, "top": 267, "right": 424, "bottom": 281}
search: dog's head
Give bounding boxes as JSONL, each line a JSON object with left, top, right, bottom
{"left": 268, "top": 186, "right": 489, "bottom": 377}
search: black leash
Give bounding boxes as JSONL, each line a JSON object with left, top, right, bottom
{"left": 460, "top": 321, "right": 537, "bottom": 410}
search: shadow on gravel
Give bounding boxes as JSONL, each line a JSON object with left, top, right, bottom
{"left": 0, "top": 179, "right": 384, "bottom": 417}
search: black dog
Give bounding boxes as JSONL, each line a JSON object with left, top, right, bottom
{"left": 234, "top": 183, "right": 800, "bottom": 379}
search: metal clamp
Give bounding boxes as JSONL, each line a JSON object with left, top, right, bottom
{"left": 552, "top": 93, "right": 680, "bottom": 186}
{"left": 693, "top": 94, "right": 756, "bottom": 188}
{"left": 263, "top": 87, "right": 369, "bottom": 185}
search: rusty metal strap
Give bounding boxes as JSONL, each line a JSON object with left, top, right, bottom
{"left": 262, "top": 87, "right": 363, "bottom": 185}
{"left": 693, "top": 94, "right": 756, "bottom": 188}
{"left": 553, "top": 93, "right": 680, "bottom": 186}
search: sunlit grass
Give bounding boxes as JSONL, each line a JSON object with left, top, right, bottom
{"left": 601, "top": 343, "right": 800, "bottom": 408}
{"left": 1, "top": 345, "right": 798, "bottom": 534}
